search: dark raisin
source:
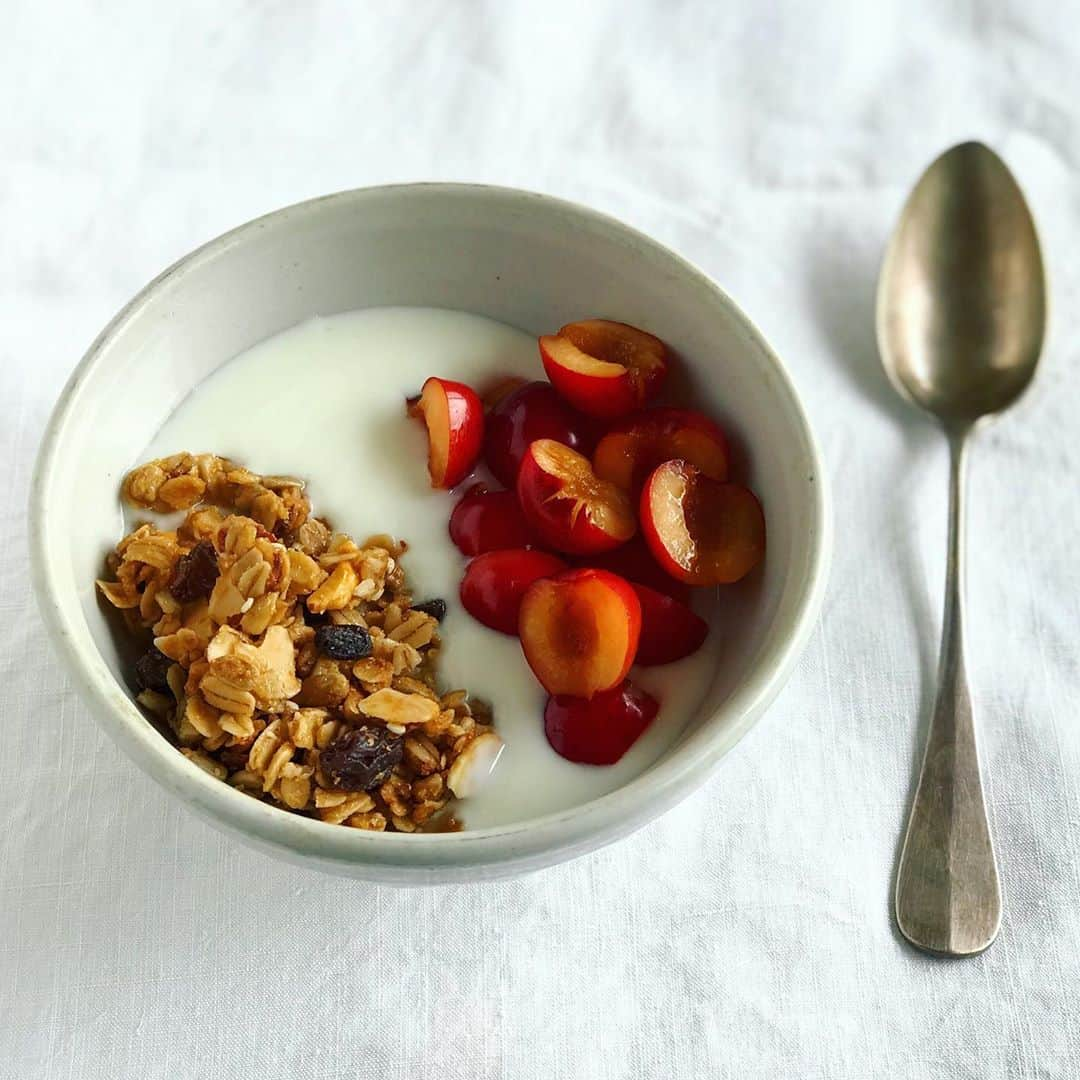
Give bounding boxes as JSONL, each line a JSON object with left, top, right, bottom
{"left": 314, "top": 623, "right": 373, "bottom": 660}
{"left": 169, "top": 540, "right": 220, "bottom": 602}
{"left": 134, "top": 648, "right": 172, "bottom": 694}
{"left": 412, "top": 598, "right": 447, "bottom": 621}
{"left": 320, "top": 726, "right": 403, "bottom": 791}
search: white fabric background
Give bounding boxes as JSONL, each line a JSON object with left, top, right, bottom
{"left": 4, "top": 2, "right": 1080, "bottom": 1077}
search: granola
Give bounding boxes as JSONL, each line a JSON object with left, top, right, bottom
{"left": 99, "top": 452, "right": 500, "bottom": 831}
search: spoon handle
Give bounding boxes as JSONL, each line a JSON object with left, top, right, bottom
{"left": 895, "top": 430, "right": 1002, "bottom": 956}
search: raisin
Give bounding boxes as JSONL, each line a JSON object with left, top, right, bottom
{"left": 412, "top": 598, "right": 447, "bottom": 621}
{"left": 320, "top": 726, "right": 403, "bottom": 791}
{"left": 169, "top": 540, "right": 220, "bottom": 602}
{"left": 314, "top": 623, "right": 373, "bottom": 660}
{"left": 134, "top": 648, "right": 172, "bottom": 694}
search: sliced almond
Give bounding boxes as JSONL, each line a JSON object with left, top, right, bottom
{"left": 356, "top": 688, "right": 440, "bottom": 727}
{"left": 206, "top": 624, "right": 244, "bottom": 661}
{"left": 447, "top": 732, "right": 505, "bottom": 799}
{"left": 307, "top": 561, "right": 360, "bottom": 613}
{"left": 203, "top": 624, "right": 300, "bottom": 707}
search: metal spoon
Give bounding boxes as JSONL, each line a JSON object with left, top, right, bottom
{"left": 876, "top": 141, "right": 1046, "bottom": 956}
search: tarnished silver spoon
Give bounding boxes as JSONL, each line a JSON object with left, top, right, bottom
{"left": 876, "top": 141, "right": 1047, "bottom": 956}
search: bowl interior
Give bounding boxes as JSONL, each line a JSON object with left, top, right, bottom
{"left": 33, "top": 185, "right": 827, "bottom": 877}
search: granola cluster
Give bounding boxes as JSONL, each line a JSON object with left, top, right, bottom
{"left": 98, "top": 452, "right": 500, "bottom": 832}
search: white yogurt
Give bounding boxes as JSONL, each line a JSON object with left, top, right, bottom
{"left": 141, "top": 307, "right": 717, "bottom": 827}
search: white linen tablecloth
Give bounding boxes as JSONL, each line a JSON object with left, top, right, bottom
{"left": 4, "top": 2, "right": 1080, "bottom": 1076}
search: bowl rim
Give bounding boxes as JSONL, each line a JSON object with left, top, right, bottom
{"left": 30, "top": 181, "right": 832, "bottom": 872}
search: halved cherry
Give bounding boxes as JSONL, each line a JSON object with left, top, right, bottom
{"left": 407, "top": 377, "right": 484, "bottom": 489}
{"left": 544, "top": 680, "right": 659, "bottom": 765}
{"left": 516, "top": 439, "right": 636, "bottom": 555}
{"left": 539, "top": 319, "right": 668, "bottom": 419}
{"left": 449, "top": 485, "right": 535, "bottom": 556}
{"left": 631, "top": 584, "right": 709, "bottom": 666}
{"left": 459, "top": 549, "right": 567, "bottom": 635}
{"left": 577, "top": 535, "right": 690, "bottom": 603}
{"left": 518, "top": 568, "right": 640, "bottom": 696}
{"left": 593, "top": 407, "right": 728, "bottom": 494}
{"left": 640, "top": 460, "right": 765, "bottom": 585}
{"left": 484, "top": 381, "right": 595, "bottom": 488}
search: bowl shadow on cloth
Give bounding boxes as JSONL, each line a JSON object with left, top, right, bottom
{"left": 806, "top": 229, "right": 914, "bottom": 427}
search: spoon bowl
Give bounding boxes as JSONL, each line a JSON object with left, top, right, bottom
{"left": 877, "top": 140, "right": 1046, "bottom": 429}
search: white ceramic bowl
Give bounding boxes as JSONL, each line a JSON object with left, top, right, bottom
{"left": 31, "top": 184, "right": 830, "bottom": 884}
